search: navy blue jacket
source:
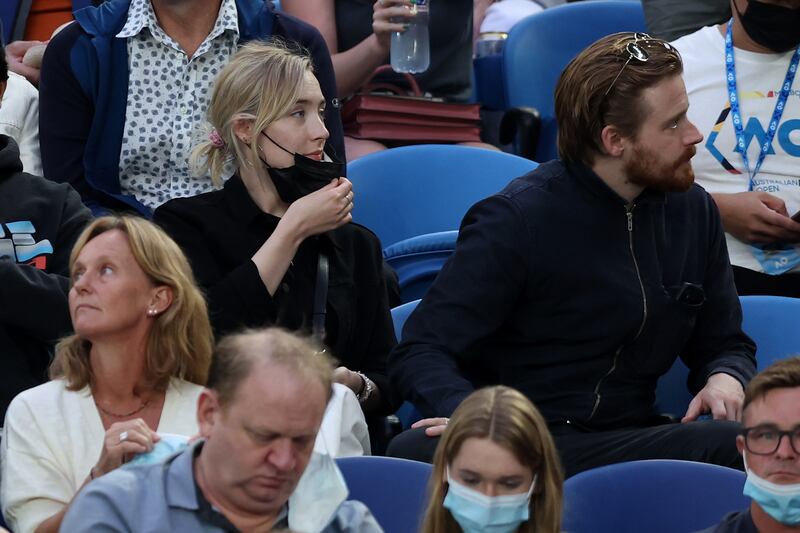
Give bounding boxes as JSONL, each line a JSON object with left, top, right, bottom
{"left": 38, "top": 0, "right": 344, "bottom": 216}
{"left": 389, "top": 160, "right": 756, "bottom": 430}
{"left": 0, "top": 135, "right": 92, "bottom": 419}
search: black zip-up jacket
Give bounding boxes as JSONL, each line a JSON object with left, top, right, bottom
{"left": 0, "top": 135, "right": 92, "bottom": 419}
{"left": 388, "top": 160, "right": 756, "bottom": 430}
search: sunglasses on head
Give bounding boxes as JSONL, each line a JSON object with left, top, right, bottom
{"left": 604, "top": 33, "right": 676, "bottom": 97}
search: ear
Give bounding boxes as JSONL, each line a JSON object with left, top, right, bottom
{"left": 600, "top": 124, "right": 627, "bottom": 158}
{"left": 231, "top": 117, "right": 255, "bottom": 145}
{"left": 148, "top": 285, "right": 173, "bottom": 316}
{"left": 197, "top": 389, "right": 221, "bottom": 439}
{"left": 736, "top": 434, "right": 745, "bottom": 455}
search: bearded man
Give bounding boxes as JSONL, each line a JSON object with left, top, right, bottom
{"left": 386, "top": 32, "right": 757, "bottom": 477}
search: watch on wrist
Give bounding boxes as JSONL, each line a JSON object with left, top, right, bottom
{"left": 355, "top": 372, "right": 374, "bottom": 403}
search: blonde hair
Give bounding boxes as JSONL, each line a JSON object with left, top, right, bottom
{"left": 191, "top": 39, "right": 313, "bottom": 186}
{"left": 50, "top": 216, "right": 214, "bottom": 390}
{"left": 421, "top": 386, "right": 564, "bottom": 533}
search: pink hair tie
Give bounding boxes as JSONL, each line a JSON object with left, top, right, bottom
{"left": 209, "top": 129, "right": 225, "bottom": 148}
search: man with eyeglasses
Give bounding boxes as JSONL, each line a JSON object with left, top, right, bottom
{"left": 387, "top": 32, "right": 756, "bottom": 477}
{"left": 672, "top": 1, "right": 800, "bottom": 298}
{"left": 699, "top": 357, "right": 800, "bottom": 532}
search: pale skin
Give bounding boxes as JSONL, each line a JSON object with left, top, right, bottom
{"left": 231, "top": 70, "right": 381, "bottom": 410}
{"left": 708, "top": 0, "right": 800, "bottom": 245}
{"left": 415, "top": 75, "right": 743, "bottom": 436}
{"left": 737, "top": 387, "right": 800, "bottom": 533}
{"left": 33, "top": 230, "right": 174, "bottom": 533}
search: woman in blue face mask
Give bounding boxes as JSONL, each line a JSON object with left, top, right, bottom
{"left": 421, "top": 386, "right": 564, "bottom": 533}
{"left": 153, "top": 41, "right": 398, "bottom": 452}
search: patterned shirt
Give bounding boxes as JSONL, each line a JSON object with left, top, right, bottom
{"left": 116, "top": 0, "right": 239, "bottom": 209}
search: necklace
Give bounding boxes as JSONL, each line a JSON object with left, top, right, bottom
{"left": 94, "top": 397, "right": 152, "bottom": 418}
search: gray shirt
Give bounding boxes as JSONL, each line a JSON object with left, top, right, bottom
{"left": 60, "top": 442, "right": 383, "bottom": 533}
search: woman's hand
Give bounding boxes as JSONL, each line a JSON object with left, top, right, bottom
{"left": 333, "top": 366, "right": 365, "bottom": 395}
{"left": 283, "top": 178, "right": 354, "bottom": 240}
{"left": 373, "top": 0, "right": 414, "bottom": 53}
{"left": 92, "top": 419, "right": 160, "bottom": 478}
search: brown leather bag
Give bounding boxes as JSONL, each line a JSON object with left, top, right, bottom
{"left": 341, "top": 66, "right": 482, "bottom": 143}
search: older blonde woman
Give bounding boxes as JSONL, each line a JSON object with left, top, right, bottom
{"left": 0, "top": 216, "right": 214, "bottom": 533}
{"left": 422, "top": 386, "right": 564, "bottom": 533}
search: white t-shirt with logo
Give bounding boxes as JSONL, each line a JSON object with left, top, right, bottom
{"left": 673, "top": 25, "right": 800, "bottom": 273}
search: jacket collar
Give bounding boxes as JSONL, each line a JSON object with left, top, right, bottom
{"left": 565, "top": 159, "right": 666, "bottom": 207}
{"left": 75, "top": 0, "right": 272, "bottom": 40}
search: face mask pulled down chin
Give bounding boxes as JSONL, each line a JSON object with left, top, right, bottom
{"left": 743, "top": 451, "right": 800, "bottom": 525}
{"left": 442, "top": 469, "right": 535, "bottom": 533}
{"left": 736, "top": 0, "right": 800, "bottom": 53}
{"left": 261, "top": 132, "right": 344, "bottom": 204}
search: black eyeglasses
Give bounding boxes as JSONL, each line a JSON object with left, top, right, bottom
{"left": 741, "top": 426, "right": 800, "bottom": 456}
{"left": 604, "top": 33, "right": 676, "bottom": 97}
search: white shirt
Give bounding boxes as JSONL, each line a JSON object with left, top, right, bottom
{"left": 673, "top": 25, "right": 800, "bottom": 273}
{"left": 480, "top": 0, "right": 543, "bottom": 34}
{"left": 117, "top": 0, "right": 239, "bottom": 209}
{"left": 0, "top": 72, "right": 42, "bottom": 176}
{"left": 0, "top": 378, "right": 203, "bottom": 533}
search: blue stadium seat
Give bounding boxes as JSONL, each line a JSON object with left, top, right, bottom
{"left": 656, "top": 295, "right": 800, "bottom": 417}
{"left": 391, "top": 300, "right": 425, "bottom": 429}
{"left": 563, "top": 459, "right": 749, "bottom": 533}
{"left": 336, "top": 456, "right": 432, "bottom": 533}
{"left": 383, "top": 230, "right": 457, "bottom": 303}
{"left": 347, "top": 144, "right": 537, "bottom": 250}
{"left": 502, "top": 0, "right": 646, "bottom": 161}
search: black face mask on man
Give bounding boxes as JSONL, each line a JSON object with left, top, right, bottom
{"left": 259, "top": 131, "right": 345, "bottom": 204}
{"left": 735, "top": 0, "right": 800, "bottom": 53}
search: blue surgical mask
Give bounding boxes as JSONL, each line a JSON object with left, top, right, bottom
{"left": 743, "top": 452, "right": 800, "bottom": 525}
{"left": 442, "top": 469, "right": 535, "bottom": 533}
{"left": 125, "top": 433, "right": 189, "bottom": 467}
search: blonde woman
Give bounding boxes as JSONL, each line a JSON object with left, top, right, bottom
{"left": 1, "top": 216, "right": 214, "bottom": 533}
{"left": 154, "top": 41, "right": 396, "bottom": 425}
{"left": 422, "top": 386, "right": 563, "bottom": 533}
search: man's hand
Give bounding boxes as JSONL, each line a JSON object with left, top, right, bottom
{"left": 5, "top": 40, "right": 46, "bottom": 85}
{"left": 682, "top": 373, "right": 745, "bottom": 423}
{"left": 713, "top": 191, "right": 800, "bottom": 244}
{"left": 411, "top": 417, "right": 449, "bottom": 437}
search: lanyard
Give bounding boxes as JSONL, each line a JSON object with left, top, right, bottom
{"left": 725, "top": 20, "right": 800, "bottom": 190}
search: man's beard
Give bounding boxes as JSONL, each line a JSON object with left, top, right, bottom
{"left": 624, "top": 142, "right": 697, "bottom": 193}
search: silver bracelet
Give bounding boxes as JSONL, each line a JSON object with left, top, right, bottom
{"left": 355, "top": 372, "right": 374, "bottom": 403}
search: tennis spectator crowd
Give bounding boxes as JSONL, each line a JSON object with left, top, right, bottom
{"left": 1, "top": 0, "right": 800, "bottom": 532}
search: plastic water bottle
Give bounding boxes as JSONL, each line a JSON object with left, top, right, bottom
{"left": 390, "top": 0, "right": 430, "bottom": 74}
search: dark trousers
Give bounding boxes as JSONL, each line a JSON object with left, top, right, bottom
{"left": 733, "top": 265, "right": 800, "bottom": 298}
{"left": 386, "top": 420, "right": 742, "bottom": 478}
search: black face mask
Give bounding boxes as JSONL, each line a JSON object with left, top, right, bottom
{"left": 735, "top": 0, "right": 800, "bottom": 53}
{"left": 260, "top": 132, "right": 345, "bottom": 204}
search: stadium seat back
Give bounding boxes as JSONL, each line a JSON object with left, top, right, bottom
{"left": 503, "top": 0, "right": 646, "bottom": 161}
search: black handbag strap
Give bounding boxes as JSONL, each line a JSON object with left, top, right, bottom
{"left": 312, "top": 253, "right": 329, "bottom": 342}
